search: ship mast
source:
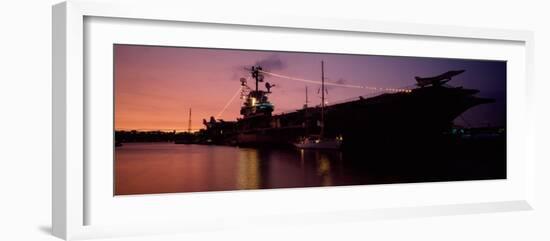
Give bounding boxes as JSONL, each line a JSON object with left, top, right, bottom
{"left": 320, "top": 61, "right": 325, "bottom": 138}
{"left": 304, "top": 86, "right": 309, "bottom": 108}
{"left": 251, "top": 66, "right": 263, "bottom": 92}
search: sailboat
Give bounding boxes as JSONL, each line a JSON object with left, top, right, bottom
{"left": 294, "top": 134, "right": 342, "bottom": 149}
{"left": 294, "top": 61, "right": 342, "bottom": 150}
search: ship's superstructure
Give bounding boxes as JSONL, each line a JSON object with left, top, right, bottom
{"left": 239, "top": 66, "right": 274, "bottom": 118}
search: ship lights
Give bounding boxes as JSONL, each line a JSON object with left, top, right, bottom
{"left": 259, "top": 70, "right": 413, "bottom": 94}
{"left": 251, "top": 97, "right": 257, "bottom": 106}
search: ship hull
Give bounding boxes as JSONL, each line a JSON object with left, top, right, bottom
{"left": 228, "top": 85, "right": 494, "bottom": 149}
{"left": 326, "top": 86, "right": 493, "bottom": 149}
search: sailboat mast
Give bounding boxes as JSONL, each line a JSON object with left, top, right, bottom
{"left": 321, "top": 61, "right": 325, "bottom": 138}
{"left": 187, "top": 108, "right": 192, "bottom": 133}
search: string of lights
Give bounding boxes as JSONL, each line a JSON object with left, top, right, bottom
{"left": 215, "top": 86, "right": 243, "bottom": 119}
{"left": 259, "top": 70, "right": 412, "bottom": 93}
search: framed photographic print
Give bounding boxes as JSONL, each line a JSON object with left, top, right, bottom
{"left": 52, "top": 0, "right": 535, "bottom": 240}
{"left": 113, "top": 44, "right": 507, "bottom": 195}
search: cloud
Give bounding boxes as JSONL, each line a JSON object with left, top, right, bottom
{"left": 335, "top": 78, "right": 347, "bottom": 84}
{"left": 230, "top": 55, "right": 287, "bottom": 82}
{"left": 255, "top": 54, "right": 286, "bottom": 71}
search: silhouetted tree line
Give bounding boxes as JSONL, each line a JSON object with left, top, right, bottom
{"left": 115, "top": 130, "right": 196, "bottom": 143}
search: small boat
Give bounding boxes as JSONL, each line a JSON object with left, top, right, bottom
{"left": 294, "top": 135, "right": 341, "bottom": 150}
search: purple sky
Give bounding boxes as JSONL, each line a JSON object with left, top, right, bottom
{"left": 114, "top": 44, "right": 506, "bottom": 131}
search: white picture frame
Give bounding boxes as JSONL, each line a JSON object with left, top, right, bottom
{"left": 52, "top": 1, "right": 535, "bottom": 240}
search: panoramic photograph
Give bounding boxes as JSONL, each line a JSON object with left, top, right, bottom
{"left": 114, "top": 44, "right": 506, "bottom": 195}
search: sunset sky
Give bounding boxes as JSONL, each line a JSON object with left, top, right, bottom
{"left": 114, "top": 44, "right": 506, "bottom": 131}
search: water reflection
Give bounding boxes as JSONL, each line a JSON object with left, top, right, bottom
{"left": 115, "top": 143, "right": 350, "bottom": 195}
{"left": 115, "top": 142, "right": 505, "bottom": 195}
{"left": 316, "top": 153, "right": 332, "bottom": 186}
{"left": 237, "top": 148, "right": 261, "bottom": 190}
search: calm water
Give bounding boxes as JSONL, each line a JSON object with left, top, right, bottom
{"left": 115, "top": 142, "right": 505, "bottom": 195}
